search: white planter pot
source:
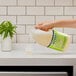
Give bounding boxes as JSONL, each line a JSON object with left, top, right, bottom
{"left": 1, "top": 37, "right": 12, "bottom": 52}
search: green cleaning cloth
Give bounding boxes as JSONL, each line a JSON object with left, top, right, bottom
{"left": 48, "top": 30, "right": 69, "bottom": 51}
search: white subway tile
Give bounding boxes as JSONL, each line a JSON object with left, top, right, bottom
{"left": 8, "top": 7, "right": 25, "bottom": 15}
{"left": 55, "top": 16, "right": 73, "bottom": 21}
{"left": 0, "top": 7, "right": 6, "bottom": 15}
{"left": 69, "top": 34, "right": 73, "bottom": 43}
{"left": 54, "top": 28, "right": 63, "bottom": 32}
{"left": 26, "top": 25, "right": 34, "bottom": 34}
{"left": 36, "top": 0, "right": 54, "bottom": 6}
{"left": 73, "top": 16, "right": 76, "bottom": 19}
{"left": 26, "top": 25, "right": 38, "bottom": 43}
{"left": 27, "top": 7, "right": 44, "bottom": 15}
{"left": 0, "top": 16, "right": 16, "bottom": 24}
{"left": 64, "top": 28, "right": 76, "bottom": 34}
{"left": 17, "top": 35, "right": 30, "bottom": 43}
{"left": 18, "top": 0, "right": 35, "bottom": 6}
{"left": 65, "top": 7, "right": 76, "bottom": 15}
{"left": 17, "top": 16, "right": 35, "bottom": 24}
{"left": 73, "top": 35, "right": 76, "bottom": 43}
{"left": 36, "top": 16, "right": 54, "bottom": 24}
{"left": 29, "top": 35, "right": 35, "bottom": 43}
{"left": 0, "top": 0, "right": 16, "bottom": 6}
{"left": 16, "top": 25, "right": 25, "bottom": 34}
{"left": 45, "top": 7, "right": 63, "bottom": 15}
{"left": 74, "top": 0, "right": 76, "bottom": 6}
{"left": 0, "top": 35, "right": 36, "bottom": 43}
{"left": 55, "top": 0, "right": 72, "bottom": 6}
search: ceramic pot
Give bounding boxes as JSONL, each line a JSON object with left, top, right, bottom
{"left": 1, "top": 37, "right": 12, "bottom": 52}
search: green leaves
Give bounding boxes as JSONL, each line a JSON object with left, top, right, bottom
{"left": 0, "top": 21, "right": 16, "bottom": 39}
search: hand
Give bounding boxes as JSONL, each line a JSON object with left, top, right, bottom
{"left": 35, "top": 21, "right": 54, "bottom": 31}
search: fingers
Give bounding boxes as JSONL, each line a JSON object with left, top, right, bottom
{"left": 35, "top": 24, "right": 42, "bottom": 29}
{"left": 35, "top": 21, "right": 52, "bottom": 31}
{"left": 35, "top": 22, "right": 43, "bottom": 29}
{"left": 40, "top": 28, "right": 49, "bottom": 31}
{"left": 35, "top": 25, "right": 50, "bottom": 31}
{"left": 35, "top": 25, "right": 49, "bottom": 31}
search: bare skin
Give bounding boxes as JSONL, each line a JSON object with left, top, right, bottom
{"left": 35, "top": 20, "right": 76, "bottom": 31}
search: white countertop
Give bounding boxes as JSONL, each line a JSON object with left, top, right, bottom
{"left": 0, "top": 43, "right": 76, "bottom": 66}
{"left": 0, "top": 43, "right": 76, "bottom": 58}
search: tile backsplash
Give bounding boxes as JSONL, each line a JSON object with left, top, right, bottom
{"left": 0, "top": 0, "right": 76, "bottom": 43}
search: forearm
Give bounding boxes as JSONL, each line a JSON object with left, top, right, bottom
{"left": 51, "top": 20, "right": 76, "bottom": 28}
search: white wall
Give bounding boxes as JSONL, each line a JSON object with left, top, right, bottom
{"left": 0, "top": 0, "right": 76, "bottom": 43}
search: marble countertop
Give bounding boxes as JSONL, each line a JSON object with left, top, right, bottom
{"left": 0, "top": 43, "right": 76, "bottom": 58}
{"left": 0, "top": 43, "right": 76, "bottom": 66}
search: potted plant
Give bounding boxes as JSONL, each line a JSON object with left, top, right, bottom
{"left": 0, "top": 21, "right": 16, "bottom": 51}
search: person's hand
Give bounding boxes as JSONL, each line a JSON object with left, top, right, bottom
{"left": 35, "top": 21, "right": 54, "bottom": 31}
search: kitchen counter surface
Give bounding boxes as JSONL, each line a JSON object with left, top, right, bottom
{"left": 0, "top": 43, "right": 76, "bottom": 66}
{"left": 0, "top": 43, "right": 76, "bottom": 58}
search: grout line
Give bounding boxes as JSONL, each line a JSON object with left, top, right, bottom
{"left": 73, "top": 16, "right": 74, "bottom": 19}
{"left": 34, "top": 16, "right": 36, "bottom": 25}
{"left": 73, "top": 34, "right": 76, "bottom": 43}
{"left": 16, "top": 15, "right": 17, "bottom": 43}
{"left": 63, "top": 28, "right": 64, "bottom": 33}
{"left": 44, "top": 7, "right": 45, "bottom": 16}
{"left": 72, "top": 0, "right": 74, "bottom": 6}
{"left": 6, "top": 6, "right": 8, "bottom": 15}
{"left": 16, "top": 0, "right": 18, "bottom": 6}
{"left": 15, "top": 33, "right": 17, "bottom": 43}
{"left": 16, "top": 34, "right": 30, "bottom": 35}
{"left": 16, "top": 15, "right": 17, "bottom": 25}
{"left": 72, "top": 35, "right": 73, "bottom": 43}
{"left": 14, "top": 5, "right": 36, "bottom": 7}
{"left": 4, "top": 6, "right": 27, "bottom": 7}
{"left": 35, "top": 0, "right": 36, "bottom": 6}
{"left": 25, "top": 24, "right": 26, "bottom": 34}
{"left": 54, "top": 16, "right": 55, "bottom": 21}
{"left": 0, "top": 15, "right": 43, "bottom": 16}
{"left": 35, "top": 16, "right": 36, "bottom": 24}
{"left": 26, "top": 6, "right": 27, "bottom": 15}
{"left": 0, "top": 5, "right": 17, "bottom": 7}
{"left": 54, "top": 0, "right": 55, "bottom": 6}
{"left": 0, "top": 15, "right": 76, "bottom": 16}
{"left": 25, "top": 6, "right": 26, "bottom": 15}
{"left": 0, "top": 5, "right": 76, "bottom": 7}
{"left": 16, "top": 23, "right": 35, "bottom": 25}
{"left": 63, "top": 6, "right": 65, "bottom": 16}
{"left": 17, "top": 24, "right": 32, "bottom": 26}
